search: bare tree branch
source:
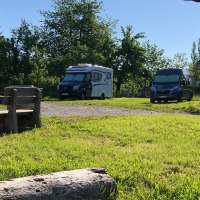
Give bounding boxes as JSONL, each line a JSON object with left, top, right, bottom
{"left": 184, "top": 0, "right": 200, "bottom": 2}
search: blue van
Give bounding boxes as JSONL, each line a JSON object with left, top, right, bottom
{"left": 150, "top": 68, "right": 193, "bottom": 103}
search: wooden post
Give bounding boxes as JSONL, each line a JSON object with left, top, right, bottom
{"left": 4, "top": 89, "right": 18, "bottom": 133}
{"left": 31, "top": 88, "right": 43, "bottom": 128}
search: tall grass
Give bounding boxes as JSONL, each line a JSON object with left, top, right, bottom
{"left": 0, "top": 114, "right": 199, "bottom": 199}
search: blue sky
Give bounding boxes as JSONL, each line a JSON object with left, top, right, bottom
{"left": 0, "top": 0, "right": 200, "bottom": 61}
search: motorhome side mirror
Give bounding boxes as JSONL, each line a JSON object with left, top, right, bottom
{"left": 60, "top": 78, "right": 63, "bottom": 82}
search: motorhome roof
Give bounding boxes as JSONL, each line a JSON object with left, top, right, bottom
{"left": 78, "top": 63, "right": 92, "bottom": 67}
{"left": 66, "top": 64, "right": 112, "bottom": 72}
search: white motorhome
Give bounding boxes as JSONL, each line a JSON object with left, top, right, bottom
{"left": 57, "top": 64, "right": 113, "bottom": 100}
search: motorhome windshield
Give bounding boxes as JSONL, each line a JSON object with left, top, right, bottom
{"left": 153, "top": 74, "right": 180, "bottom": 84}
{"left": 63, "top": 73, "right": 86, "bottom": 82}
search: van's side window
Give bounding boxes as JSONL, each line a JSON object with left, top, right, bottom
{"left": 93, "top": 72, "right": 102, "bottom": 82}
{"left": 105, "top": 72, "right": 111, "bottom": 80}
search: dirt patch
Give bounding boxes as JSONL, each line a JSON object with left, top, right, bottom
{"left": 41, "top": 102, "right": 162, "bottom": 116}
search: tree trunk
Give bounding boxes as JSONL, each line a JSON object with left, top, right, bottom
{"left": 115, "top": 81, "right": 122, "bottom": 97}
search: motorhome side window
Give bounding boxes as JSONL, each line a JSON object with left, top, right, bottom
{"left": 84, "top": 73, "right": 91, "bottom": 82}
{"left": 92, "top": 72, "right": 102, "bottom": 82}
{"left": 105, "top": 72, "right": 111, "bottom": 80}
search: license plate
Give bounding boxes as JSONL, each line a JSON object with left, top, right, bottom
{"left": 62, "top": 93, "right": 68, "bottom": 95}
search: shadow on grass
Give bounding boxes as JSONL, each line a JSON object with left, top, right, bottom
{"left": 142, "top": 101, "right": 179, "bottom": 105}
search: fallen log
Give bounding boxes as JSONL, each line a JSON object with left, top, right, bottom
{"left": 0, "top": 168, "right": 117, "bottom": 200}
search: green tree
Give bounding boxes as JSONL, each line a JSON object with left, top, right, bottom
{"left": 28, "top": 46, "right": 48, "bottom": 86}
{"left": 170, "top": 53, "right": 188, "bottom": 69}
{"left": 113, "top": 26, "right": 147, "bottom": 95}
{"left": 143, "top": 41, "right": 170, "bottom": 79}
{"left": 144, "top": 41, "right": 189, "bottom": 81}
{"left": 0, "top": 34, "right": 12, "bottom": 83}
{"left": 9, "top": 20, "right": 40, "bottom": 83}
{"left": 189, "top": 38, "right": 200, "bottom": 85}
{"left": 40, "top": 0, "right": 115, "bottom": 76}
{"left": 191, "top": 40, "right": 200, "bottom": 65}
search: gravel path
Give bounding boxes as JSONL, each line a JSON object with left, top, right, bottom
{"left": 41, "top": 102, "right": 162, "bottom": 116}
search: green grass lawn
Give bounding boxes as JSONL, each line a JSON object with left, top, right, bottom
{"left": 54, "top": 96, "right": 200, "bottom": 114}
{"left": 0, "top": 114, "right": 199, "bottom": 199}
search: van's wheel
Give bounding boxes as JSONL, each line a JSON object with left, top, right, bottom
{"left": 177, "top": 95, "right": 182, "bottom": 102}
{"left": 79, "top": 92, "right": 86, "bottom": 100}
{"left": 164, "top": 99, "right": 168, "bottom": 103}
{"left": 99, "top": 93, "right": 105, "bottom": 100}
